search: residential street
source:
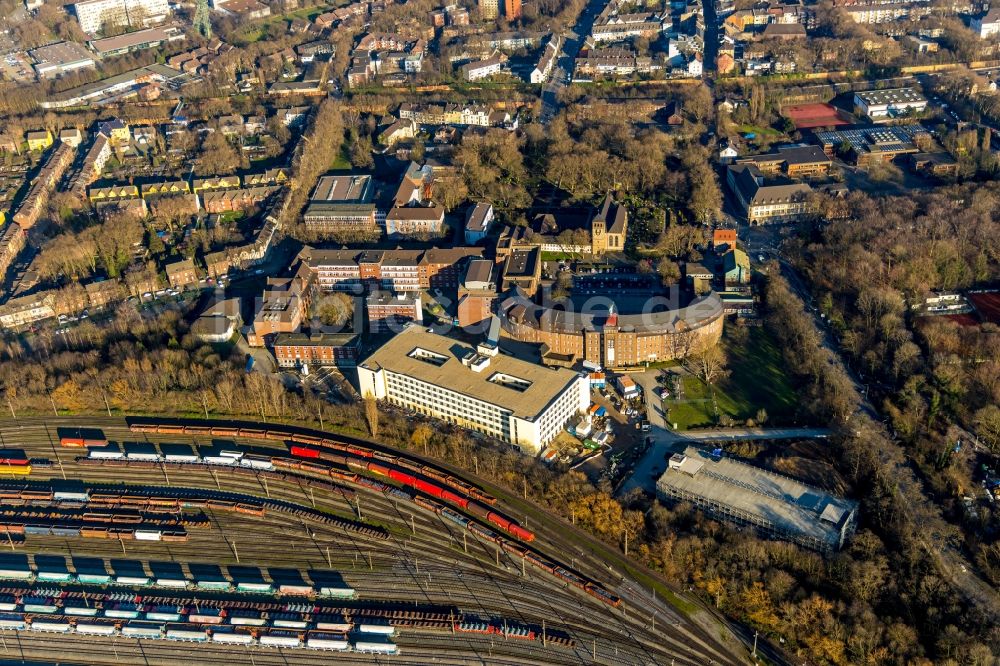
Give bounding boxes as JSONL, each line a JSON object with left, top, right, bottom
{"left": 539, "top": 0, "right": 607, "bottom": 123}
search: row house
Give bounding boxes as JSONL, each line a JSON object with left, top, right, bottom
{"left": 192, "top": 175, "right": 242, "bottom": 192}
{"left": 201, "top": 186, "right": 280, "bottom": 214}
{"left": 398, "top": 102, "right": 493, "bottom": 127}
{"left": 461, "top": 55, "right": 504, "bottom": 81}
{"left": 314, "top": 0, "right": 369, "bottom": 28}
{"left": 83, "top": 279, "right": 123, "bottom": 309}
{"left": 165, "top": 258, "right": 198, "bottom": 289}
{"left": 460, "top": 31, "right": 547, "bottom": 51}
{"left": 592, "top": 12, "right": 666, "bottom": 42}
{"left": 1, "top": 277, "right": 124, "bottom": 327}
{"left": 95, "top": 197, "right": 147, "bottom": 220}
{"left": 530, "top": 37, "right": 560, "bottom": 83}
{"left": 69, "top": 133, "right": 111, "bottom": 198}
{"left": 575, "top": 48, "right": 655, "bottom": 77}
{"left": 844, "top": 2, "right": 929, "bottom": 23}
{"left": 356, "top": 32, "right": 408, "bottom": 51}
{"left": 203, "top": 216, "right": 278, "bottom": 278}
{"left": 0, "top": 292, "right": 57, "bottom": 329}
{"left": 13, "top": 142, "right": 75, "bottom": 228}
{"left": 89, "top": 184, "right": 140, "bottom": 202}
{"left": 245, "top": 169, "right": 289, "bottom": 186}
{"left": 296, "top": 41, "right": 334, "bottom": 62}
{"left": 723, "top": 2, "right": 813, "bottom": 33}
{"left": 0, "top": 223, "right": 25, "bottom": 279}
{"left": 141, "top": 180, "right": 190, "bottom": 198}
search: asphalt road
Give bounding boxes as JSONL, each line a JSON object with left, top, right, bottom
{"left": 539, "top": 0, "right": 607, "bottom": 123}
{"left": 748, "top": 231, "right": 1000, "bottom": 619}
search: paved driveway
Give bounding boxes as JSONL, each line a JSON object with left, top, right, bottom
{"left": 618, "top": 370, "right": 833, "bottom": 495}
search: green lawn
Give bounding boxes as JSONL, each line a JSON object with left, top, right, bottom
{"left": 736, "top": 124, "right": 783, "bottom": 137}
{"left": 330, "top": 146, "right": 353, "bottom": 170}
{"left": 664, "top": 400, "right": 713, "bottom": 430}
{"left": 723, "top": 324, "right": 798, "bottom": 420}
{"left": 663, "top": 326, "right": 798, "bottom": 430}
{"left": 541, "top": 251, "right": 583, "bottom": 261}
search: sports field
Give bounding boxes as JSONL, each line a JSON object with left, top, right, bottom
{"left": 969, "top": 291, "right": 1000, "bottom": 324}
{"left": 782, "top": 103, "right": 849, "bottom": 129}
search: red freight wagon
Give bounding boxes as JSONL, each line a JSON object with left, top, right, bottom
{"left": 413, "top": 479, "right": 444, "bottom": 498}
{"left": 440, "top": 490, "right": 469, "bottom": 508}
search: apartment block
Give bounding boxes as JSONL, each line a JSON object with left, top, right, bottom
{"left": 72, "top": 0, "right": 170, "bottom": 34}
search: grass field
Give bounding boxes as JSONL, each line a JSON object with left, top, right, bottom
{"left": 330, "top": 146, "right": 353, "bottom": 170}
{"left": 736, "top": 124, "right": 783, "bottom": 137}
{"left": 663, "top": 326, "right": 798, "bottom": 429}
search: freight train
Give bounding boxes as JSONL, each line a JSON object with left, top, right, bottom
{"left": 0, "top": 586, "right": 575, "bottom": 651}
{"left": 0, "top": 612, "right": 397, "bottom": 652}
{"left": 123, "top": 420, "right": 621, "bottom": 609}
{"left": 0, "top": 450, "right": 31, "bottom": 476}
{"left": 286, "top": 445, "right": 535, "bottom": 542}
{"left": 127, "top": 421, "right": 496, "bottom": 505}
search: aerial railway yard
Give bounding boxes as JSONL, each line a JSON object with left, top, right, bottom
{"left": 0, "top": 416, "right": 745, "bottom": 665}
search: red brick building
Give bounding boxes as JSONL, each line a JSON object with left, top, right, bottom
{"left": 366, "top": 291, "right": 423, "bottom": 333}
{"left": 304, "top": 247, "right": 483, "bottom": 293}
{"left": 273, "top": 332, "right": 361, "bottom": 368}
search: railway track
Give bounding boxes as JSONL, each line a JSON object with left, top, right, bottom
{"left": 0, "top": 416, "right": 747, "bottom": 665}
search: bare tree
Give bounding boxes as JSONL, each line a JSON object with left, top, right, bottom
{"left": 974, "top": 405, "right": 1000, "bottom": 454}
{"left": 688, "top": 345, "right": 728, "bottom": 385}
{"left": 363, "top": 392, "right": 379, "bottom": 437}
{"left": 312, "top": 292, "right": 356, "bottom": 328}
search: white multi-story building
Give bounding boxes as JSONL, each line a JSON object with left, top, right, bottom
{"left": 972, "top": 8, "right": 1000, "bottom": 38}
{"left": 461, "top": 56, "right": 503, "bottom": 81}
{"left": 854, "top": 87, "right": 927, "bottom": 120}
{"left": 72, "top": 0, "right": 170, "bottom": 35}
{"left": 530, "top": 37, "right": 560, "bottom": 84}
{"left": 357, "top": 326, "right": 590, "bottom": 452}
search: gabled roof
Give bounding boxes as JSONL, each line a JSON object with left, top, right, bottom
{"left": 722, "top": 248, "right": 749, "bottom": 273}
{"left": 465, "top": 202, "right": 493, "bottom": 232}
{"left": 594, "top": 194, "right": 627, "bottom": 234}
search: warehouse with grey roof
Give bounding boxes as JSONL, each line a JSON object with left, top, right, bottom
{"left": 656, "top": 447, "right": 857, "bottom": 552}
